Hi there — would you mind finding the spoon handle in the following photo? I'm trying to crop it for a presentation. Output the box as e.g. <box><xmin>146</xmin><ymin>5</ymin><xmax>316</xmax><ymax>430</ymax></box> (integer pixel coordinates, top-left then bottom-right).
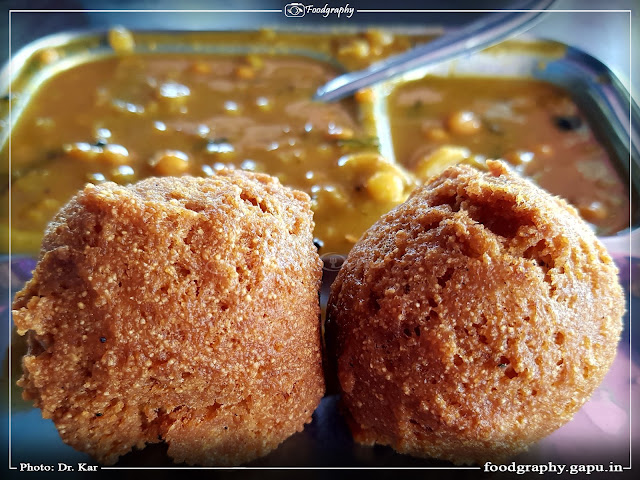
<box><xmin>314</xmin><ymin>0</ymin><xmax>555</xmax><ymax>102</ymax></box>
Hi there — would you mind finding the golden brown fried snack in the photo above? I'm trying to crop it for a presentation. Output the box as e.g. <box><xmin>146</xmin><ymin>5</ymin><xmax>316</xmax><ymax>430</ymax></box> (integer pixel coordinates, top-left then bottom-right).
<box><xmin>13</xmin><ymin>172</ymin><xmax>325</xmax><ymax>465</ymax></box>
<box><xmin>326</xmin><ymin>160</ymin><xmax>624</xmax><ymax>465</ymax></box>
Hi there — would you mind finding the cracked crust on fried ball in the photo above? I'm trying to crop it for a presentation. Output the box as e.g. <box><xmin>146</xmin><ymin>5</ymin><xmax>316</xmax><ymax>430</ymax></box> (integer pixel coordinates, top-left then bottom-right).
<box><xmin>326</xmin><ymin>160</ymin><xmax>624</xmax><ymax>465</ymax></box>
<box><xmin>13</xmin><ymin>171</ymin><xmax>325</xmax><ymax>466</ymax></box>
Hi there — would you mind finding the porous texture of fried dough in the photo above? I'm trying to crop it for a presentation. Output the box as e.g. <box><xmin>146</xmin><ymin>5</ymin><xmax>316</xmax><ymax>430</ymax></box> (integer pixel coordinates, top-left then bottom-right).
<box><xmin>326</xmin><ymin>160</ymin><xmax>624</xmax><ymax>465</ymax></box>
<box><xmin>13</xmin><ymin>172</ymin><xmax>325</xmax><ymax>466</ymax></box>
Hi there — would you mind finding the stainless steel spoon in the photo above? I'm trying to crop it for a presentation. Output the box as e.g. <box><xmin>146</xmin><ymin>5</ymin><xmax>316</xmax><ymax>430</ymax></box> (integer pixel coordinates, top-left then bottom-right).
<box><xmin>314</xmin><ymin>0</ymin><xmax>555</xmax><ymax>102</ymax></box>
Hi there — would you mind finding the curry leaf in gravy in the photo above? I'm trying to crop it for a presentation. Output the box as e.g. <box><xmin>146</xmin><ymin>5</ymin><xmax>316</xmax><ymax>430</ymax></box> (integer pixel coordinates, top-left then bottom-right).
<box><xmin>553</xmin><ymin>115</ymin><xmax>583</xmax><ymax>131</ymax></box>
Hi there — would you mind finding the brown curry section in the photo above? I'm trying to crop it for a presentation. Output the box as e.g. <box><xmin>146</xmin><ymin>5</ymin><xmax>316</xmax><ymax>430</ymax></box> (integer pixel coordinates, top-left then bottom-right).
<box><xmin>0</xmin><ymin>31</ymin><xmax>630</xmax><ymax>255</ymax></box>
<box><xmin>388</xmin><ymin>76</ymin><xmax>629</xmax><ymax>235</ymax></box>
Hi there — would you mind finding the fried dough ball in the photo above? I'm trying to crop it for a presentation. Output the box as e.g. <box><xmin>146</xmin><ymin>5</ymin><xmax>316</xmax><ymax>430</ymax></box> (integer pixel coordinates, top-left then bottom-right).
<box><xmin>326</xmin><ymin>160</ymin><xmax>624</xmax><ymax>465</ymax></box>
<box><xmin>13</xmin><ymin>172</ymin><xmax>325</xmax><ymax>466</ymax></box>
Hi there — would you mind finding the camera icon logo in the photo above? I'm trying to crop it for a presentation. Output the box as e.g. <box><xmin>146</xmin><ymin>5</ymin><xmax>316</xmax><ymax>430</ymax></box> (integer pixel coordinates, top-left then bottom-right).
<box><xmin>285</xmin><ymin>3</ymin><xmax>306</xmax><ymax>17</ymax></box>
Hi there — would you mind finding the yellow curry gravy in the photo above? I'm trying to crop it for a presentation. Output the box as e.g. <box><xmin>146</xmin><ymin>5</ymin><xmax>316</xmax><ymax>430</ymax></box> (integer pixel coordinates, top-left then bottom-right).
<box><xmin>1</xmin><ymin>30</ymin><xmax>630</xmax><ymax>255</ymax></box>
